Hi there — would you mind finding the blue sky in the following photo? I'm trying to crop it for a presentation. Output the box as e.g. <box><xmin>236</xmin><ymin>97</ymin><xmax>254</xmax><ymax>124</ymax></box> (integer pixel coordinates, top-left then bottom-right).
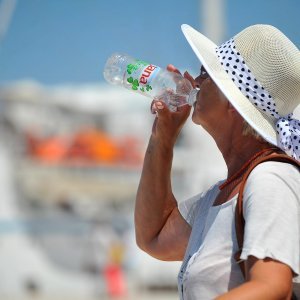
<box><xmin>0</xmin><ymin>0</ymin><xmax>299</xmax><ymax>85</ymax></box>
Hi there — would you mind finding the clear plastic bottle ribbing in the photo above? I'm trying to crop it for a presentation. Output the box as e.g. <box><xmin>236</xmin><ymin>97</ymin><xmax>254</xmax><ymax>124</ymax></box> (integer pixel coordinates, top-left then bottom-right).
<box><xmin>103</xmin><ymin>53</ymin><xmax>199</xmax><ymax>111</ymax></box>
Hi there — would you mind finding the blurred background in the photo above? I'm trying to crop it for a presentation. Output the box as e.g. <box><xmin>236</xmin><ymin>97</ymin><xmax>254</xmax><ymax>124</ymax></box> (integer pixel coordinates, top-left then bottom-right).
<box><xmin>0</xmin><ymin>0</ymin><xmax>299</xmax><ymax>299</ymax></box>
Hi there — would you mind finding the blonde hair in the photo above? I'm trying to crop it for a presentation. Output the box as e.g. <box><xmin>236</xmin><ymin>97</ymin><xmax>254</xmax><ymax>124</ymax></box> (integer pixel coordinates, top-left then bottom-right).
<box><xmin>242</xmin><ymin>120</ymin><xmax>264</xmax><ymax>141</ymax></box>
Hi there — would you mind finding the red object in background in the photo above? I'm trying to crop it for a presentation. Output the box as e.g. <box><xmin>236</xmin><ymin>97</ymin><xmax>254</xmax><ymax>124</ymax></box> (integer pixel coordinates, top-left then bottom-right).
<box><xmin>103</xmin><ymin>263</ymin><xmax>127</xmax><ymax>298</ymax></box>
<box><xmin>24</xmin><ymin>128</ymin><xmax>143</xmax><ymax>166</ymax></box>
<box><xmin>25</xmin><ymin>132</ymin><xmax>68</xmax><ymax>163</ymax></box>
<box><xmin>67</xmin><ymin>129</ymin><xmax>121</xmax><ymax>164</ymax></box>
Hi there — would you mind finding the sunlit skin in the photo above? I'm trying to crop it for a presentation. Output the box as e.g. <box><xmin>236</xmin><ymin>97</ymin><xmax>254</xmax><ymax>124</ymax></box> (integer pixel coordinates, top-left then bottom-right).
<box><xmin>137</xmin><ymin>64</ymin><xmax>293</xmax><ymax>299</ymax></box>
<box><xmin>192</xmin><ymin>67</ymin><xmax>230</xmax><ymax>132</ymax></box>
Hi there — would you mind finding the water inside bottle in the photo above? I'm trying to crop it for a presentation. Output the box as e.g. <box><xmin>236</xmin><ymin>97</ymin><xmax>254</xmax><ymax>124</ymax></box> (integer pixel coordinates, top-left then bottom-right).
<box><xmin>154</xmin><ymin>87</ymin><xmax>199</xmax><ymax>111</ymax></box>
<box><xmin>188</xmin><ymin>88</ymin><xmax>200</xmax><ymax>106</ymax></box>
<box><xmin>103</xmin><ymin>65</ymin><xmax>123</xmax><ymax>85</ymax></box>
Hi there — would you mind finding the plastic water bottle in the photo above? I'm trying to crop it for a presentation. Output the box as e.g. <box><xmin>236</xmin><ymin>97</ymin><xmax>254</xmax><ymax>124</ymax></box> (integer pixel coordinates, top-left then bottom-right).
<box><xmin>103</xmin><ymin>53</ymin><xmax>199</xmax><ymax>111</ymax></box>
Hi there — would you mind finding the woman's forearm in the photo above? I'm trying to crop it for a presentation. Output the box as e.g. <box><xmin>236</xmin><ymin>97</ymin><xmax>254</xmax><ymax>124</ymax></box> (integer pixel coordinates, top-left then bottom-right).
<box><xmin>134</xmin><ymin>134</ymin><xmax>177</xmax><ymax>254</ymax></box>
<box><xmin>215</xmin><ymin>280</ymin><xmax>290</xmax><ymax>300</ymax></box>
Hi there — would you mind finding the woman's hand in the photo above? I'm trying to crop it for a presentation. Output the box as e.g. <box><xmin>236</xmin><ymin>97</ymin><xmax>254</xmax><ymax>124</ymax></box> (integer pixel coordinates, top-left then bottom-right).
<box><xmin>151</xmin><ymin>99</ymin><xmax>190</xmax><ymax>147</ymax></box>
<box><xmin>167</xmin><ymin>64</ymin><xmax>198</xmax><ymax>88</ymax></box>
<box><xmin>150</xmin><ymin>64</ymin><xmax>195</xmax><ymax>147</ymax></box>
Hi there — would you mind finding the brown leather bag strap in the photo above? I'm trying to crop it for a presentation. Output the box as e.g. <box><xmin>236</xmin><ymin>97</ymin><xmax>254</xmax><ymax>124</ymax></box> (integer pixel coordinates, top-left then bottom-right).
<box><xmin>235</xmin><ymin>154</ymin><xmax>300</xmax><ymax>278</ymax></box>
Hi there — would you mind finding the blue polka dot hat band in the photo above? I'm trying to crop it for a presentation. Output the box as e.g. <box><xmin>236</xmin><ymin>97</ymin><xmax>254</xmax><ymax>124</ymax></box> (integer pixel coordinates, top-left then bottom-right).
<box><xmin>215</xmin><ymin>39</ymin><xmax>300</xmax><ymax>160</ymax></box>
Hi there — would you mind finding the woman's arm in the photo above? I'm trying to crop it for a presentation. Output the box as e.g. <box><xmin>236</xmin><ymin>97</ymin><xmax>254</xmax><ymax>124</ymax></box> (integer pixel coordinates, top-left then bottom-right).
<box><xmin>135</xmin><ymin>98</ymin><xmax>192</xmax><ymax>261</ymax></box>
<box><xmin>215</xmin><ymin>256</ymin><xmax>293</xmax><ymax>300</ymax></box>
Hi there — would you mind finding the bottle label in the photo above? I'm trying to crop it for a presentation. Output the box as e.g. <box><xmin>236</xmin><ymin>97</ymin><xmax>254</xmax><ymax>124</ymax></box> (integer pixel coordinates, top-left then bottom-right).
<box><xmin>125</xmin><ymin>60</ymin><xmax>160</xmax><ymax>93</ymax></box>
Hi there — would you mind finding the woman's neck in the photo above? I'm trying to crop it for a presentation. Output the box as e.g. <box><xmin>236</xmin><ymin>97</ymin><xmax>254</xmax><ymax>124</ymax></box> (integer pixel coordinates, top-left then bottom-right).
<box><xmin>217</xmin><ymin>132</ymin><xmax>274</xmax><ymax>179</ymax></box>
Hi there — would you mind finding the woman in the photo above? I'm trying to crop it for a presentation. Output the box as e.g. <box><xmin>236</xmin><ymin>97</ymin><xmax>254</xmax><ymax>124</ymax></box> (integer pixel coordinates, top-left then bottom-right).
<box><xmin>135</xmin><ymin>24</ymin><xmax>300</xmax><ymax>299</ymax></box>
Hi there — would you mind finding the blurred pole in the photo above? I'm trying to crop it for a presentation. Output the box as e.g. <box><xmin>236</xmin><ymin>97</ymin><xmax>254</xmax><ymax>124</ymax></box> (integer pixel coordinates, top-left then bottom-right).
<box><xmin>201</xmin><ymin>0</ymin><xmax>226</xmax><ymax>44</ymax></box>
<box><xmin>0</xmin><ymin>0</ymin><xmax>17</xmax><ymax>45</ymax></box>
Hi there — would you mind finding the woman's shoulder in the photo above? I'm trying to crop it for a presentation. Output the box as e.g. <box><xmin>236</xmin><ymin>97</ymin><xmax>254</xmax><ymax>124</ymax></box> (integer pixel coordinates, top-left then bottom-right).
<box><xmin>249</xmin><ymin>160</ymin><xmax>299</xmax><ymax>179</ymax></box>
<box><xmin>244</xmin><ymin>160</ymin><xmax>300</xmax><ymax>206</ymax></box>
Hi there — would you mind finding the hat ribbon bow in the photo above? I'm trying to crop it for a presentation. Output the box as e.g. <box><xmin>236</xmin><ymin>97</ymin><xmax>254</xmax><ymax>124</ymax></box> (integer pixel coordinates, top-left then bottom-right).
<box><xmin>216</xmin><ymin>39</ymin><xmax>300</xmax><ymax>161</ymax></box>
<box><xmin>276</xmin><ymin>114</ymin><xmax>300</xmax><ymax>160</ymax></box>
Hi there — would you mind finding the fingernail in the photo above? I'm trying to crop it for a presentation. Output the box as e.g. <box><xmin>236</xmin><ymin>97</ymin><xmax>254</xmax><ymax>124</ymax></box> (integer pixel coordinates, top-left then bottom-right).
<box><xmin>156</xmin><ymin>101</ymin><xmax>164</xmax><ymax>109</ymax></box>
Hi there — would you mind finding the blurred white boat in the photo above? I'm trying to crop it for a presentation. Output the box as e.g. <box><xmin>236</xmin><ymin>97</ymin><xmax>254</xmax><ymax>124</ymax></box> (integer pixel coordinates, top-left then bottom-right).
<box><xmin>0</xmin><ymin>81</ymin><xmax>227</xmax><ymax>299</ymax></box>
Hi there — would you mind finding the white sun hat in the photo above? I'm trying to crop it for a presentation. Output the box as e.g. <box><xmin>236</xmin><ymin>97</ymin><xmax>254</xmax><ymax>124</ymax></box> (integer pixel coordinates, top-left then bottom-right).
<box><xmin>181</xmin><ymin>24</ymin><xmax>300</xmax><ymax>161</ymax></box>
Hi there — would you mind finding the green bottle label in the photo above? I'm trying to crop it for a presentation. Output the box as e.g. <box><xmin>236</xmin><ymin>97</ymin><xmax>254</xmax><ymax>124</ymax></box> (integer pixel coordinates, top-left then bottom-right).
<box><xmin>125</xmin><ymin>59</ymin><xmax>160</xmax><ymax>93</ymax></box>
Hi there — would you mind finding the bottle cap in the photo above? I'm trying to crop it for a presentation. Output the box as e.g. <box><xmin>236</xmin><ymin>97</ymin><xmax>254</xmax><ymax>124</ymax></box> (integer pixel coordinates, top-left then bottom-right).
<box><xmin>103</xmin><ymin>53</ymin><xmax>127</xmax><ymax>85</ymax></box>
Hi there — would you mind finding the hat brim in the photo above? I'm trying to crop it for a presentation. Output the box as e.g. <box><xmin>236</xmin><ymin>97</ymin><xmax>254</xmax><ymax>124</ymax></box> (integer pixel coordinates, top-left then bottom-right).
<box><xmin>181</xmin><ymin>24</ymin><xmax>277</xmax><ymax>145</ymax></box>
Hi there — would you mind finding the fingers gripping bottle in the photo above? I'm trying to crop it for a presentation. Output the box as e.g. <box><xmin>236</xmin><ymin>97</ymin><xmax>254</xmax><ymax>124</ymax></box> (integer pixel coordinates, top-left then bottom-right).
<box><xmin>103</xmin><ymin>53</ymin><xmax>199</xmax><ymax>111</ymax></box>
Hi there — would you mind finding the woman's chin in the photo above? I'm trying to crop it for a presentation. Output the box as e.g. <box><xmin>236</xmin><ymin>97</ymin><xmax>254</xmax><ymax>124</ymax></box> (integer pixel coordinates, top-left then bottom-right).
<box><xmin>192</xmin><ymin>105</ymin><xmax>201</xmax><ymax>122</ymax></box>
<box><xmin>191</xmin><ymin>113</ymin><xmax>201</xmax><ymax>125</ymax></box>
